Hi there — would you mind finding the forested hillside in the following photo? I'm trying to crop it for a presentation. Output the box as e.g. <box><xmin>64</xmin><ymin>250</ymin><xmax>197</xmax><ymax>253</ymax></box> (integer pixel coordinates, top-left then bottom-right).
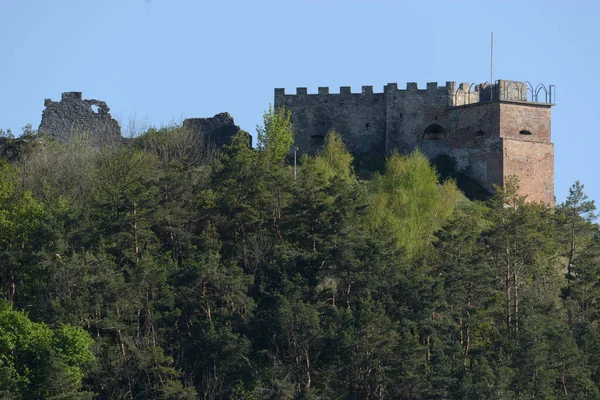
<box><xmin>1</xmin><ymin>110</ymin><xmax>599</xmax><ymax>399</ymax></box>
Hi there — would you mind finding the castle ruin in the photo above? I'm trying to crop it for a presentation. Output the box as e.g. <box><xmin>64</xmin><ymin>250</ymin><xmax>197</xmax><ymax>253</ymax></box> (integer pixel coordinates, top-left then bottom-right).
<box><xmin>275</xmin><ymin>80</ymin><xmax>555</xmax><ymax>204</ymax></box>
<box><xmin>38</xmin><ymin>92</ymin><xmax>247</xmax><ymax>149</ymax></box>
<box><xmin>183</xmin><ymin>113</ymin><xmax>248</xmax><ymax>148</ymax></box>
<box><xmin>39</xmin><ymin>92</ymin><xmax>122</xmax><ymax>147</ymax></box>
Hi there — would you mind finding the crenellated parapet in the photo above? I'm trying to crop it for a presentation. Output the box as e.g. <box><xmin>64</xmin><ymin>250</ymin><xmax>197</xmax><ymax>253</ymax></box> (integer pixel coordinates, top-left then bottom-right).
<box><xmin>275</xmin><ymin>81</ymin><xmax>457</xmax><ymax>98</ymax></box>
<box><xmin>276</xmin><ymin>80</ymin><xmax>555</xmax><ymax>109</ymax></box>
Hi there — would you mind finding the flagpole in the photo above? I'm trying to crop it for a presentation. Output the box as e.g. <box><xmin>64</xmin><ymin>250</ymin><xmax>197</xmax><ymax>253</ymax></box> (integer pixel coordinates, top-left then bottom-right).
<box><xmin>490</xmin><ymin>31</ymin><xmax>494</xmax><ymax>84</ymax></box>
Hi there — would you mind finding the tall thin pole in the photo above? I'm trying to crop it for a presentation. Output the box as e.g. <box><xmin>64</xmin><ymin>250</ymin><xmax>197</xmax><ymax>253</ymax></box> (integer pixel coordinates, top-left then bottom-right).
<box><xmin>294</xmin><ymin>147</ymin><xmax>298</xmax><ymax>178</ymax></box>
<box><xmin>490</xmin><ymin>31</ymin><xmax>494</xmax><ymax>84</ymax></box>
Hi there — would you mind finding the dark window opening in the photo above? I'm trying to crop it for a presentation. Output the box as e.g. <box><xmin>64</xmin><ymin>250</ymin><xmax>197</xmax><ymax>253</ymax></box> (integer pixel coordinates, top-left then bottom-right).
<box><xmin>474</xmin><ymin>130</ymin><xmax>485</xmax><ymax>136</ymax></box>
<box><xmin>365</xmin><ymin>123</ymin><xmax>370</xmax><ymax>129</ymax></box>
<box><xmin>519</xmin><ymin>130</ymin><xmax>532</xmax><ymax>135</ymax></box>
<box><xmin>435</xmin><ymin>116</ymin><xmax>438</xmax><ymax>120</ymax></box>
<box><xmin>311</xmin><ymin>135</ymin><xmax>325</xmax><ymax>146</ymax></box>
<box><xmin>423</xmin><ymin>124</ymin><xmax>446</xmax><ymax>140</ymax></box>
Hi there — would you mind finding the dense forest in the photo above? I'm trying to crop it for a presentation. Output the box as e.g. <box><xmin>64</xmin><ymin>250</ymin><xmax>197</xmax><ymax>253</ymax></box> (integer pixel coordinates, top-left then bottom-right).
<box><xmin>0</xmin><ymin>109</ymin><xmax>599</xmax><ymax>399</ymax></box>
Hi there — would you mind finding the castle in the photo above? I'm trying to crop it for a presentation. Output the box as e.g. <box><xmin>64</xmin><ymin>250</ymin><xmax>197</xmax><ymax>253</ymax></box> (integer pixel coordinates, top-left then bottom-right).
<box><xmin>33</xmin><ymin>81</ymin><xmax>555</xmax><ymax>205</ymax></box>
<box><xmin>275</xmin><ymin>80</ymin><xmax>555</xmax><ymax>204</ymax></box>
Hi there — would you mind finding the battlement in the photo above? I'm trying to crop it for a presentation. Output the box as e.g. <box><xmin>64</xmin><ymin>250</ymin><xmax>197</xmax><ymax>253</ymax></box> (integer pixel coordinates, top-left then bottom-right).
<box><xmin>275</xmin><ymin>81</ymin><xmax>457</xmax><ymax>97</ymax></box>
<box><xmin>275</xmin><ymin>80</ymin><xmax>555</xmax><ymax>107</ymax></box>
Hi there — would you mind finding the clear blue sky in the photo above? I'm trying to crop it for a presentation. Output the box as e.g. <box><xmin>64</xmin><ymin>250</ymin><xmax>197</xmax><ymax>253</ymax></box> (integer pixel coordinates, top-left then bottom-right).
<box><xmin>1</xmin><ymin>1</ymin><xmax>598</xmax><ymax>205</ymax></box>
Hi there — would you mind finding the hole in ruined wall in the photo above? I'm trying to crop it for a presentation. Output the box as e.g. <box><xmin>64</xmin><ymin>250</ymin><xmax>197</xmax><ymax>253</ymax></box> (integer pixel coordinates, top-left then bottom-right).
<box><xmin>365</xmin><ymin>123</ymin><xmax>370</xmax><ymax>129</ymax></box>
<box><xmin>519</xmin><ymin>130</ymin><xmax>532</xmax><ymax>135</ymax></box>
<box><xmin>311</xmin><ymin>135</ymin><xmax>325</xmax><ymax>146</ymax></box>
<box><xmin>474</xmin><ymin>130</ymin><xmax>485</xmax><ymax>136</ymax></box>
<box><xmin>91</xmin><ymin>104</ymin><xmax>100</xmax><ymax>113</ymax></box>
<box><xmin>423</xmin><ymin>124</ymin><xmax>446</xmax><ymax>140</ymax></box>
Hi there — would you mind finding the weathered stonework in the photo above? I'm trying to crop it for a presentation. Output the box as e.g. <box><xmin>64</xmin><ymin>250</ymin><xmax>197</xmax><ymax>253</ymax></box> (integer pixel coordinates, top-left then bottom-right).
<box><xmin>275</xmin><ymin>80</ymin><xmax>555</xmax><ymax>204</ymax></box>
<box><xmin>38</xmin><ymin>92</ymin><xmax>122</xmax><ymax>147</ymax></box>
<box><xmin>183</xmin><ymin>113</ymin><xmax>249</xmax><ymax>147</ymax></box>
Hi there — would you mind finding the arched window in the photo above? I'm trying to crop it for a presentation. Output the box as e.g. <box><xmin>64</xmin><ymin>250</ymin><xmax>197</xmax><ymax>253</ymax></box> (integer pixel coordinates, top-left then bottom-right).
<box><xmin>519</xmin><ymin>130</ymin><xmax>532</xmax><ymax>135</ymax></box>
<box><xmin>423</xmin><ymin>124</ymin><xmax>446</xmax><ymax>140</ymax></box>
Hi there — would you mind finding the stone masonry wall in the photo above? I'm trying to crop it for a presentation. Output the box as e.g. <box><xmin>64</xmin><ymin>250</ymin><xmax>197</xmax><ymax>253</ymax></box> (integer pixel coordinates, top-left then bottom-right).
<box><xmin>500</xmin><ymin>103</ymin><xmax>554</xmax><ymax>205</ymax></box>
<box><xmin>503</xmin><ymin>139</ymin><xmax>554</xmax><ymax>205</ymax></box>
<box><xmin>38</xmin><ymin>92</ymin><xmax>122</xmax><ymax>147</ymax></box>
<box><xmin>275</xmin><ymin>80</ymin><xmax>554</xmax><ymax>202</ymax></box>
<box><xmin>499</xmin><ymin>103</ymin><xmax>551</xmax><ymax>142</ymax></box>
<box><xmin>182</xmin><ymin>112</ymin><xmax>248</xmax><ymax>148</ymax></box>
<box><xmin>275</xmin><ymin>87</ymin><xmax>386</xmax><ymax>156</ymax></box>
<box><xmin>383</xmin><ymin>82</ymin><xmax>453</xmax><ymax>154</ymax></box>
<box><xmin>442</xmin><ymin>102</ymin><xmax>503</xmax><ymax>191</ymax></box>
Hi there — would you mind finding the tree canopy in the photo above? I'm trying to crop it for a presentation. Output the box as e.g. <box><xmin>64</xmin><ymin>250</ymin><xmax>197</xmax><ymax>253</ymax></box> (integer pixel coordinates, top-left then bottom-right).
<box><xmin>0</xmin><ymin>122</ymin><xmax>599</xmax><ymax>399</ymax></box>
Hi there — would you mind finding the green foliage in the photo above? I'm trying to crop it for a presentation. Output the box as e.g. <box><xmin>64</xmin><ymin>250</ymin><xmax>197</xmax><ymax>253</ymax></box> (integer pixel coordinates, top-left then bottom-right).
<box><xmin>0</xmin><ymin>301</ymin><xmax>94</xmax><ymax>399</ymax></box>
<box><xmin>257</xmin><ymin>105</ymin><xmax>294</xmax><ymax>164</ymax></box>
<box><xmin>317</xmin><ymin>130</ymin><xmax>354</xmax><ymax>181</ymax></box>
<box><xmin>2</xmin><ymin>112</ymin><xmax>600</xmax><ymax>398</ymax></box>
<box><xmin>368</xmin><ymin>151</ymin><xmax>462</xmax><ymax>260</ymax></box>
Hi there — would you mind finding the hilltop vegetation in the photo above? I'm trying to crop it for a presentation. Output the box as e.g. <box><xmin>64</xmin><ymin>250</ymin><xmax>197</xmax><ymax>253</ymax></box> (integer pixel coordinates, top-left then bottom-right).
<box><xmin>1</xmin><ymin>110</ymin><xmax>600</xmax><ymax>399</ymax></box>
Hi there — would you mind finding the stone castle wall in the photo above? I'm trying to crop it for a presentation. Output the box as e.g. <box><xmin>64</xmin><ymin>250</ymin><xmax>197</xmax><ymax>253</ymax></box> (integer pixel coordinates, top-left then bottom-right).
<box><xmin>275</xmin><ymin>87</ymin><xmax>387</xmax><ymax>156</ymax></box>
<box><xmin>275</xmin><ymin>80</ymin><xmax>555</xmax><ymax>204</ymax></box>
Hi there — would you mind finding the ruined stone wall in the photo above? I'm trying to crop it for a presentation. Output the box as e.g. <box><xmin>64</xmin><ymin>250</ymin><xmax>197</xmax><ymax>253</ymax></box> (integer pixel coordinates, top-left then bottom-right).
<box><xmin>38</xmin><ymin>92</ymin><xmax>122</xmax><ymax>147</ymax></box>
<box><xmin>182</xmin><ymin>112</ymin><xmax>248</xmax><ymax>147</ymax></box>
